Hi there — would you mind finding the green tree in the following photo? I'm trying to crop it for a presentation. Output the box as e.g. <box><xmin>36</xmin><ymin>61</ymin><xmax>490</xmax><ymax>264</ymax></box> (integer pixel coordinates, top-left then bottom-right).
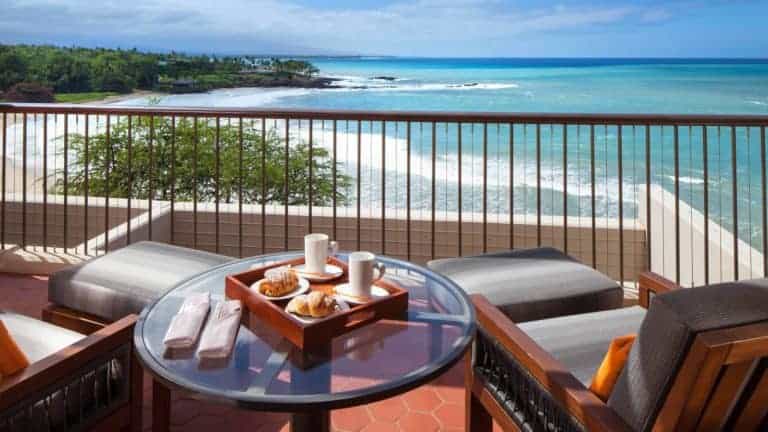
<box><xmin>0</xmin><ymin>47</ymin><xmax>27</xmax><ymax>91</ymax></box>
<box><xmin>58</xmin><ymin>117</ymin><xmax>351</xmax><ymax>206</ymax></box>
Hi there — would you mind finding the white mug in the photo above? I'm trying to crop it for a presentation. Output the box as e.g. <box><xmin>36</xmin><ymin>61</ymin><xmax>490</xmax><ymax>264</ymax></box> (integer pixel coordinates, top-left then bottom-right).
<box><xmin>304</xmin><ymin>233</ymin><xmax>338</xmax><ymax>274</ymax></box>
<box><xmin>348</xmin><ymin>251</ymin><xmax>386</xmax><ymax>298</ymax></box>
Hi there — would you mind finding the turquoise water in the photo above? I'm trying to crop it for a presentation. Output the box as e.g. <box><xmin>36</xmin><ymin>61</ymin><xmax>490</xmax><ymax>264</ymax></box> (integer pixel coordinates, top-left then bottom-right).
<box><xmin>115</xmin><ymin>58</ymin><xmax>768</xmax><ymax>250</ymax></box>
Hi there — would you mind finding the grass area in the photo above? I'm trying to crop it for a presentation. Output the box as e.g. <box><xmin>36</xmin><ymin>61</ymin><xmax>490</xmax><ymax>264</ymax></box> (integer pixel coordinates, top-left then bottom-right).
<box><xmin>54</xmin><ymin>92</ymin><xmax>119</xmax><ymax>103</ymax></box>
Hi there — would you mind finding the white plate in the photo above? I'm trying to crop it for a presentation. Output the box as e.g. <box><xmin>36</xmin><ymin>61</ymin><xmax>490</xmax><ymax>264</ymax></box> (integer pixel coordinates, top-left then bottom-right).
<box><xmin>334</xmin><ymin>283</ymin><xmax>390</xmax><ymax>305</ymax></box>
<box><xmin>251</xmin><ymin>277</ymin><xmax>310</xmax><ymax>301</ymax></box>
<box><xmin>294</xmin><ymin>263</ymin><xmax>344</xmax><ymax>282</ymax></box>
<box><xmin>289</xmin><ymin>297</ymin><xmax>350</xmax><ymax>324</ymax></box>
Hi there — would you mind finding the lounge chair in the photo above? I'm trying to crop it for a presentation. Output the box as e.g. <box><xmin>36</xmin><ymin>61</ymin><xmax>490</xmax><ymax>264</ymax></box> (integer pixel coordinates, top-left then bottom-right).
<box><xmin>45</xmin><ymin>241</ymin><xmax>233</xmax><ymax>333</ymax></box>
<box><xmin>0</xmin><ymin>312</ymin><xmax>141</xmax><ymax>431</ymax></box>
<box><xmin>428</xmin><ymin>247</ymin><xmax>623</xmax><ymax>323</ymax></box>
<box><xmin>466</xmin><ymin>272</ymin><xmax>768</xmax><ymax>431</ymax></box>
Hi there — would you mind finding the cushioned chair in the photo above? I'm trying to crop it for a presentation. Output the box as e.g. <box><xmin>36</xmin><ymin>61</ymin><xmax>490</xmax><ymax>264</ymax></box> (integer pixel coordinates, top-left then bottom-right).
<box><xmin>0</xmin><ymin>311</ymin><xmax>141</xmax><ymax>431</ymax></box>
<box><xmin>467</xmin><ymin>272</ymin><xmax>768</xmax><ymax>432</ymax></box>
<box><xmin>45</xmin><ymin>241</ymin><xmax>234</xmax><ymax>333</ymax></box>
<box><xmin>428</xmin><ymin>247</ymin><xmax>623</xmax><ymax>323</ymax></box>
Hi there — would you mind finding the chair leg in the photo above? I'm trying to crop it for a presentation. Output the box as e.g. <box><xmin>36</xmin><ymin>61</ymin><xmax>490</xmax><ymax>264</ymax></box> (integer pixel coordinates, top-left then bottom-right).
<box><xmin>465</xmin><ymin>351</ymin><xmax>493</xmax><ymax>432</ymax></box>
<box><xmin>128</xmin><ymin>349</ymin><xmax>144</xmax><ymax>432</ymax></box>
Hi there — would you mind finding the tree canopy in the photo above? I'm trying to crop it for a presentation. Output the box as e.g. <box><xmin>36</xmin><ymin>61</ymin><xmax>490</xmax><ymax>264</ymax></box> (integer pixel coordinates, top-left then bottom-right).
<box><xmin>0</xmin><ymin>44</ymin><xmax>322</xmax><ymax>96</ymax></box>
<box><xmin>58</xmin><ymin>117</ymin><xmax>351</xmax><ymax>207</ymax></box>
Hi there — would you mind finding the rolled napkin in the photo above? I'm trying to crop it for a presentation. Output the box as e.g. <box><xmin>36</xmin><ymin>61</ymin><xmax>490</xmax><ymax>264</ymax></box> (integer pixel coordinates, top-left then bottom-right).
<box><xmin>163</xmin><ymin>292</ymin><xmax>210</xmax><ymax>349</ymax></box>
<box><xmin>197</xmin><ymin>300</ymin><xmax>243</xmax><ymax>360</ymax></box>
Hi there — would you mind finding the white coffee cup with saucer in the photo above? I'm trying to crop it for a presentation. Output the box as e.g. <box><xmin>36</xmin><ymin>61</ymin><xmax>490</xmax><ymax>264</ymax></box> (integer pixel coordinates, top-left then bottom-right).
<box><xmin>335</xmin><ymin>251</ymin><xmax>388</xmax><ymax>304</ymax></box>
<box><xmin>296</xmin><ymin>233</ymin><xmax>343</xmax><ymax>282</ymax></box>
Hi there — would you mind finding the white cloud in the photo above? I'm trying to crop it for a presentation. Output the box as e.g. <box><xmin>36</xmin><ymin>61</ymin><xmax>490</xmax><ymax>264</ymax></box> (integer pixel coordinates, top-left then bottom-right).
<box><xmin>0</xmin><ymin>0</ymin><xmax>673</xmax><ymax>55</ymax></box>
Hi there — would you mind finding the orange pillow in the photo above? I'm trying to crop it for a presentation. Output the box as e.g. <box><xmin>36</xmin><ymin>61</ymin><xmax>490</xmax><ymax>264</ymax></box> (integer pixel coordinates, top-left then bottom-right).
<box><xmin>589</xmin><ymin>334</ymin><xmax>636</xmax><ymax>401</ymax></box>
<box><xmin>0</xmin><ymin>320</ymin><xmax>30</xmax><ymax>377</ymax></box>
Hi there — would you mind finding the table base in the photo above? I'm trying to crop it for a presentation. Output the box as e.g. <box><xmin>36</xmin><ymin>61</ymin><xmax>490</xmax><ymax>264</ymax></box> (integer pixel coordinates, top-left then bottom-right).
<box><xmin>291</xmin><ymin>411</ymin><xmax>330</xmax><ymax>432</ymax></box>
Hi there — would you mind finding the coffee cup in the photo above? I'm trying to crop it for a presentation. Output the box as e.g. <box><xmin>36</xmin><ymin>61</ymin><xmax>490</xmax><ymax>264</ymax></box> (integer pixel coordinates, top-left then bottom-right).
<box><xmin>348</xmin><ymin>251</ymin><xmax>385</xmax><ymax>298</ymax></box>
<box><xmin>304</xmin><ymin>233</ymin><xmax>338</xmax><ymax>274</ymax></box>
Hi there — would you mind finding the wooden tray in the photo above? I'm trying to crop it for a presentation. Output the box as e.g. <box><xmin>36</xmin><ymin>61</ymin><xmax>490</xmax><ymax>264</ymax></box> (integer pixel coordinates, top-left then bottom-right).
<box><xmin>225</xmin><ymin>256</ymin><xmax>409</xmax><ymax>351</ymax></box>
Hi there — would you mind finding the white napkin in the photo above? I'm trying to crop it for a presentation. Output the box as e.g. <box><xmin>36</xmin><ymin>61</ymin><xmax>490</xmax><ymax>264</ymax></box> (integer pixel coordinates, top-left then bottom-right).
<box><xmin>163</xmin><ymin>292</ymin><xmax>210</xmax><ymax>349</ymax></box>
<box><xmin>197</xmin><ymin>300</ymin><xmax>243</xmax><ymax>360</ymax></box>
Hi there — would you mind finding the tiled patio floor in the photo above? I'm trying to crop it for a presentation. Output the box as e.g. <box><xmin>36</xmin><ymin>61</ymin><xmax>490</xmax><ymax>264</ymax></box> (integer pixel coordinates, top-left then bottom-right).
<box><xmin>0</xmin><ymin>272</ymin><xmax>499</xmax><ymax>432</ymax></box>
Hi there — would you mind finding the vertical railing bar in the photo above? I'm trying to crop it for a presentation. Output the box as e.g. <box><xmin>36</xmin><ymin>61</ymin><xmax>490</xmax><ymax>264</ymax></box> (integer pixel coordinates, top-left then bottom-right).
<box><xmin>381</xmin><ymin>121</ymin><xmax>386</xmax><ymax>255</ymax></box>
<box><xmin>261</xmin><ymin>118</ymin><xmax>266</xmax><ymax>254</ymax></box>
<box><xmin>645</xmin><ymin>124</ymin><xmax>651</xmax><ymax>272</ymax></box>
<box><xmin>509</xmin><ymin>123</ymin><xmax>514</xmax><ymax>250</ymax></box>
<box><xmin>458</xmin><ymin>122</ymin><xmax>463</xmax><ymax>257</ymax></box>
<box><xmin>192</xmin><ymin>117</ymin><xmax>198</xmax><ymax>249</ymax></box>
<box><xmin>22</xmin><ymin>113</ymin><xmax>27</xmax><ymax>250</ymax></box>
<box><xmin>618</xmin><ymin>124</ymin><xmax>624</xmax><ymax>288</ymax></box>
<box><xmin>332</xmin><ymin>119</ymin><xmax>337</xmax><ymax>241</ymax></box>
<box><xmin>148</xmin><ymin>115</ymin><xmax>154</xmax><ymax>242</ymax></box>
<box><xmin>563</xmin><ymin>124</ymin><xmax>568</xmax><ymax>253</ymax></box>
<box><xmin>64</xmin><ymin>114</ymin><xmax>70</xmax><ymax>252</ymax></box>
<box><xmin>703</xmin><ymin>125</ymin><xmax>710</xmax><ymax>285</ymax></box>
<box><xmin>43</xmin><ymin>113</ymin><xmax>48</xmax><ymax>251</ymax></box>
<box><xmin>406</xmin><ymin>121</ymin><xmax>412</xmax><ymax>261</ymax></box>
<box><xmin>308</xmin><ymin>119</ymin><xmax>314</xmax><ymax>234</ymax></box>
<box><xmin>590</xmin><ymin>124</ymin><xmax>596</xmax><ymax>268</ymax></box>
<box><xmin>536</xmin><ymin>123</ymin><xmax>542</xmax><ymax>246</ymax></box>
<box><xmin>170</xmin><ymin>116</ymin><xmax>176</xmax><ymax>245</ymax></box>
<box><xmin>762</xmin><ymin>125</ymin><xmax>767</xmax><ymax>277</ymax></box>
<box><xmin>238</xmin><ymin>118</ymin><xmax>243</xmax><ymax>258</ymax></box>
<box><xmin>482</xmin><ymin>122</ymin><xmax>488</xmax><ymax>253</ymax></box>
<box><xmin>125</xmin><ymin>116</ymin><xmax>130</xmax><ymax>245</ymax></box>
<box><xmin>732</xmin><ymin>126</ymin><xmax>739</xmax><ymax>280</ymax></box>
<box><xmin>674</xmin><ymin>125</ymin><xmax>680</xmax><ymax>284</ymax></box>
<box><xmin>431</xmin><ymin>121</ymin><xmax>437</xmax><ymax>259</ymax></box>
<box><xmin>356</xmin><ymin>120</ymin><xmax>362</xmax><ymax>251</ymax></box>
<box><xmin>284</xmin><ymin>119</ymin><xmax>290</xmax><ymax>251</ymax></box>
<box><xmin>104</xmin><ymin>114</ymin><xmax>110</xmax><ymax>252</ymax></box>
<box><xmin>83</xmin><ymin>114</ymin><xmax>88</xmax><ymax>254</ymax></box>
<box><xmin>214</xmin><ymin>117</ymin><xmax>220</xmax><ymax>253</ymax></box>
<box><xmin>1</xmin><ymin>113</ymin><xmax>5</xmax><ymax>249</ymax></box>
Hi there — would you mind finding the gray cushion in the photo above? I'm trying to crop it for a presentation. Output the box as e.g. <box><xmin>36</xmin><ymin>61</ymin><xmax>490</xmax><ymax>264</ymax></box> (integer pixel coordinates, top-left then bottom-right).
<box><xmin>608</xmin><ymin>280</ymin><xmax>768</xmax><ymax>432</ymax></box>
<box><xmin>0</xmin><ymin>310</ymin><xmax>84</xmax><ymax>363</ymax></box>
<box><xmin>520</xmin><ymin>306</ymin><xmax>646</xmax><ymax>385</ymax></box>
<box><xmin>428</xmin><ymin>247</ymin><xmax>623</xmax><ymax>322</ymax></box>
<box><xmin>49</xmin><ymin>241</ymin><xmax>234</xmax><ymax>321</ymax></box>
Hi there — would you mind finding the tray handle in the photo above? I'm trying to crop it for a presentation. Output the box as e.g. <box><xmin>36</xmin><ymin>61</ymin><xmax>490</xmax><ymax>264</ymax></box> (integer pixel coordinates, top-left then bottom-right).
<box><xmin>342</xmin><ymin>309</ymin><xmax>378</xmax><ymax>332</ymax></box>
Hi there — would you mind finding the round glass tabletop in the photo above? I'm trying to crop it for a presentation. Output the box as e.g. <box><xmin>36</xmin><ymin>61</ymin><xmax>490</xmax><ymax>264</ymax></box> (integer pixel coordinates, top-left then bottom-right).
<box><xmin>134</xmin><ymin>252</ymin><xmax>475</xmax><ymax>411</ymax></box>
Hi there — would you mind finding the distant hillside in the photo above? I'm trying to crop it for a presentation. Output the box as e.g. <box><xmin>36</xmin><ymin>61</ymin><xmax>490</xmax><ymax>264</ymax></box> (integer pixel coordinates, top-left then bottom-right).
<box><xmin>0</xmin><ymin>44</ymin><xmax>333</xmax><ymax>101</ymax></box>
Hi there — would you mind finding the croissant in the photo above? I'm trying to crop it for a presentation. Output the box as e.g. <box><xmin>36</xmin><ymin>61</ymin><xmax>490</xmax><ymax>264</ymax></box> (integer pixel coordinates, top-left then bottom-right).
<box><xmin>259</xmin><ymin>266</ymin><xmax>299</xmax><ymax>297</ymax></box>
<box><xmin>286</xmin><ymin>291</ymin><xmax>338</xmax><ymax>318</ymax></box>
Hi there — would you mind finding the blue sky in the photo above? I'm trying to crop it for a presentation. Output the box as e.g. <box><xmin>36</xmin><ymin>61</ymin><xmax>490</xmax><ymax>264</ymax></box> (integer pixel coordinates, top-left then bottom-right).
<box><xmin>1</xmin><ymin>0</ymin><xmax>767</xmax><ymax>57</ymax></box>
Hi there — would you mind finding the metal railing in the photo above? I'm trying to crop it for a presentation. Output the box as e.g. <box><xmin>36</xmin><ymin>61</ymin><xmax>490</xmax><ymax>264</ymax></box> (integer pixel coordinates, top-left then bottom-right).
<box><xmin>2</xmin><ymin>103</ymin><xmax>768</xmax><ymax>288</ymax></box>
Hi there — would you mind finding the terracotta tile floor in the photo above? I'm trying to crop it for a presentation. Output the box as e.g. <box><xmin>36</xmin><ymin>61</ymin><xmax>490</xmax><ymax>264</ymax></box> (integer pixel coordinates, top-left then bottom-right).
<box><xmin>0</xmin><ymin>272</ymin><xmax>502</xmax><ymax>431</ymax></box>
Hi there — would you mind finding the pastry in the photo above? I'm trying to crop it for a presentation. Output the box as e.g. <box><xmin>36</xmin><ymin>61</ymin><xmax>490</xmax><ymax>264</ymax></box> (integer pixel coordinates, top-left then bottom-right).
<box><xmin>286</xmin><ymin>291</ymin><xmax>339</xmax><ymax>318</ymax></box>
<box><xmin>258</xmin><ymin>266</ymin><xmax>299</xmax><ymax>297</ymax></box>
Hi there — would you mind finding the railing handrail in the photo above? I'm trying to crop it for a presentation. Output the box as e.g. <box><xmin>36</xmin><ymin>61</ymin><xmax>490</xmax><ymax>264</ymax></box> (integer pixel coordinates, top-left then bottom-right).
<box><xmin>2</xmin><ymin>103</ymin><xmax>768</xmax><ymax>126</ymax></box>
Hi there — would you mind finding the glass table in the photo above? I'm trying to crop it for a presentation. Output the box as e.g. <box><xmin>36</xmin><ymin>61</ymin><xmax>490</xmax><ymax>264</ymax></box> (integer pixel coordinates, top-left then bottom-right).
<box><xmin>134</xmin><ymin>252</ymin><xmax>475</xmax><ymax>432</ymax></box>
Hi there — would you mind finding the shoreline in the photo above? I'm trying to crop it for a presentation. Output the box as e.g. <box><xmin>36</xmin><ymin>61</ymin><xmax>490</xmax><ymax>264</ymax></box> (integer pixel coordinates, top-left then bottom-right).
<box><xmin>91</xmin><ymin>90</ymin><xmax>165</xmax><ymax>105</ymax></box>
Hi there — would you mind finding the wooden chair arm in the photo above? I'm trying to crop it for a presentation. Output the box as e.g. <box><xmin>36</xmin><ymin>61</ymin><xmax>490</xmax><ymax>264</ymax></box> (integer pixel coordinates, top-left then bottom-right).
<box><xmin>471</xmin><ymin>295</ymin><xmax>632</xmax><ymax>432</ymax></box>
<box><xmin>0</xmin><ymin>314</ymin><xmax>138</xmax><ymax>411</ymax></box>
<box><xmin>638</xmin><ymin>272</ymin><xmax>680</xmax><ymax>308</ymax></box>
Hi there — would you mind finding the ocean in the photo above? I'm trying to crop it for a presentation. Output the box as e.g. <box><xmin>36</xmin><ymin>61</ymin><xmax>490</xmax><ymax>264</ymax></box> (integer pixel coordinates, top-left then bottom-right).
<box><xmin>118</xmin><ymin>57</ymin><xmax>768</xmax><ymax>114</ymax></box>
<box><xmin>8</xmin><ymin>58</ymin><xmax>768</xmax><ymax>248</ymax></box>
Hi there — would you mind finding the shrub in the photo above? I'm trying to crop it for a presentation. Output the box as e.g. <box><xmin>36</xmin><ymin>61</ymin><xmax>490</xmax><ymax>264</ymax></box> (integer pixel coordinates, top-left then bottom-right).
<box><xmin>3</xmin><ymin>82</ymin><xmax>55</xmax><ymax>102</ymax></box>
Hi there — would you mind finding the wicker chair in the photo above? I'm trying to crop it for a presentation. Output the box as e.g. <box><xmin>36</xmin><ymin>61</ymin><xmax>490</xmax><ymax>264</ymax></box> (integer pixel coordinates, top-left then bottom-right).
<box><xmin>467</xmin><ymin>272</ymin><xmax>768</xmax><ymax>432</ymax></box>
<box><xmin>0</xmin><ymin>314</ymin><xmax>142</xmax><ymax>432</ymax></box>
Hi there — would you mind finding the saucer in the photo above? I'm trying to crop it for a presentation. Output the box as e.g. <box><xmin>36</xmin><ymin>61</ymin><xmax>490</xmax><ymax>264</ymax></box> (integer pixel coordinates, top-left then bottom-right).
<box><xmin>295</xmin><ymin>263</ymin><xmax>344</xmax><ymax>282</ymax></box>
<box><xmin>289</xmin><ymin>297</ymin><xmax>350</xmax><ymax>324</ymax></box>
<box><xmin>334</xmin><ymin>283</ymin><xmax>390</xmax><ymax>304</ymax></box>
<box><xmin>251</xmin><ymin>277</ymin><xmax>310</xmax><ymax>301</ymax></box>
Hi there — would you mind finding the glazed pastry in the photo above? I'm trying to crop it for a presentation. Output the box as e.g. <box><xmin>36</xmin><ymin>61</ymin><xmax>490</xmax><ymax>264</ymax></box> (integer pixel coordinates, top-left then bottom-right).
<box><xmin>258</xmin><ymin>266</ymin><xmax>299</xmax><ymax>297</ymax></box>
<box><xmin>286</xmin><ymin>291</ymin><xmax>338</xmax><ymax>318</ymax></box>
